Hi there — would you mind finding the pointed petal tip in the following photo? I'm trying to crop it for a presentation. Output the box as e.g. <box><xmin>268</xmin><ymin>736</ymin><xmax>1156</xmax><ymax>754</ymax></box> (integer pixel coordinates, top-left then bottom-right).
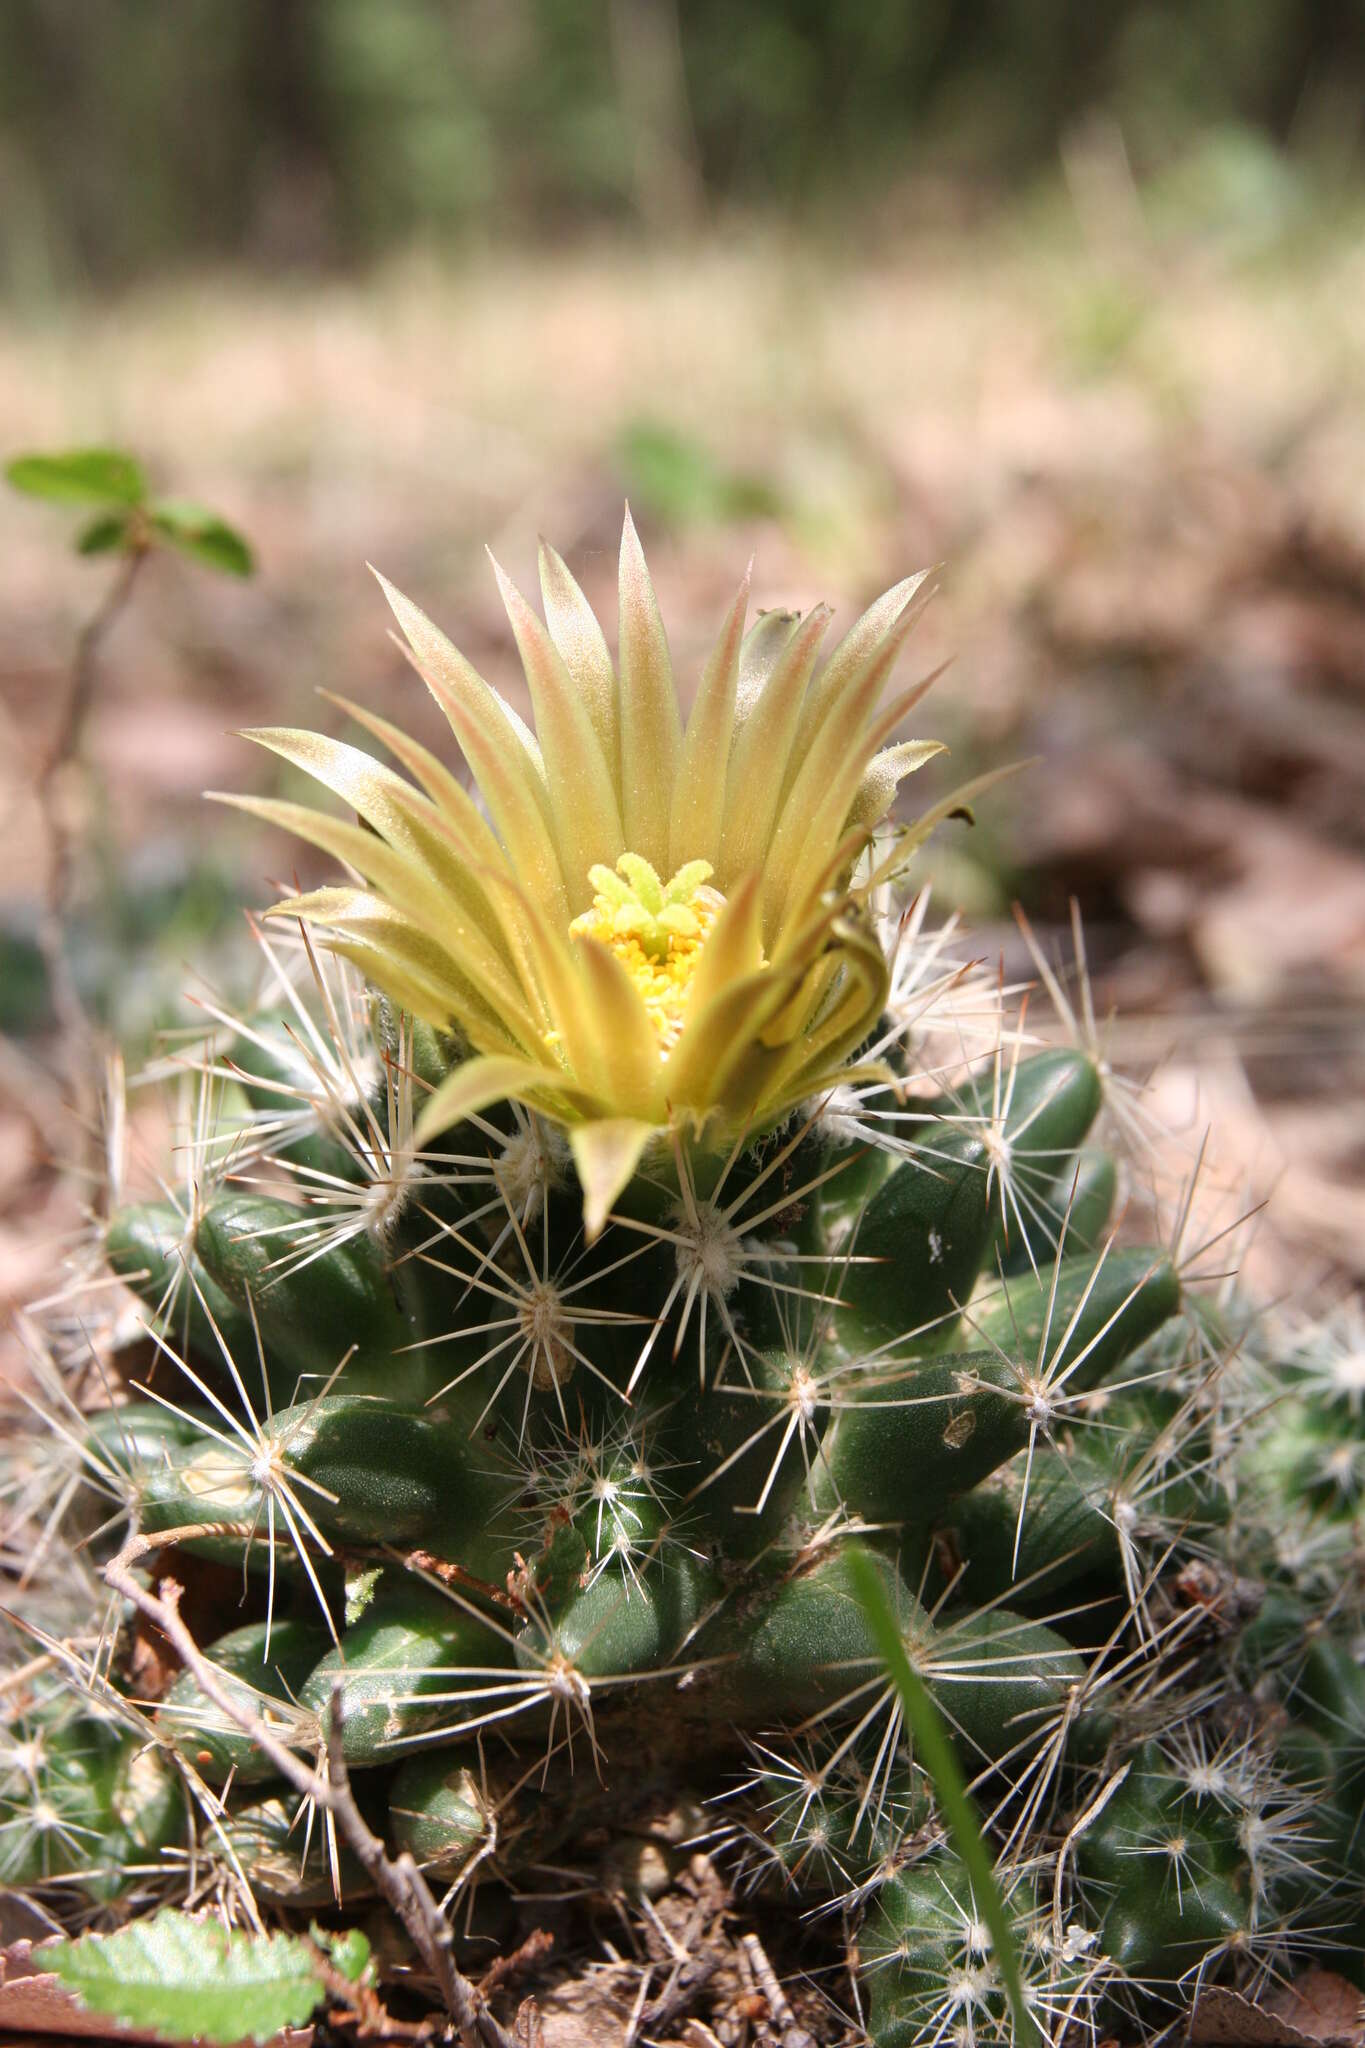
<box><xmin>486</xmin><ymin>547</ymin><xmax>520</xmax><ymax>610</ymax></box>
<box><xmin>569</xmin><ymin>1118</ymin><xmax>655</xmax><ymax>1240</ymax></box>
<box><xmin>619</xmin><ymin>501</ymin><xmax>652</xmax><ymax>579</ymax></box>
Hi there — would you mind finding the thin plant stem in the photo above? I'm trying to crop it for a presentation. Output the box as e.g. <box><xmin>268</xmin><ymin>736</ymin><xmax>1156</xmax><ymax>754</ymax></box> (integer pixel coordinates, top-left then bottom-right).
<box><xmin>36</xmin><ymin>544</ymin><xmax>146</xmax><ymax>1167</ymax></box>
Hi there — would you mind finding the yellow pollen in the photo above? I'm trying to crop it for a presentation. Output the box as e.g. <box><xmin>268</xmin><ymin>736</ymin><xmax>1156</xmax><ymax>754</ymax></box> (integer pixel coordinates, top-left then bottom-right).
<box><xmin>567</xmin><ymin>854</ymin><xmax>725</xmax><ymax>1055</ymax></box>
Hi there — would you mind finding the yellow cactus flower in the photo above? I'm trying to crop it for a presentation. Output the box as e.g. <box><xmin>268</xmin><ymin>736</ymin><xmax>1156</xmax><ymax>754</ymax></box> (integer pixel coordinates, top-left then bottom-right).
<box><xmin>219</xmin><ymin>510</ymin><xmax>958</xmax><ymax>1231</ymax></box>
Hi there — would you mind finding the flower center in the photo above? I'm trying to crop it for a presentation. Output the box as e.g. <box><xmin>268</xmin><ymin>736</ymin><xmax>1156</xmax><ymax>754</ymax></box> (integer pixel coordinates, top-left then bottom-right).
<box><xmin>570</xmin><ymin>853</ymin><xmax>724</xmax><ymax>1053</ymax></box>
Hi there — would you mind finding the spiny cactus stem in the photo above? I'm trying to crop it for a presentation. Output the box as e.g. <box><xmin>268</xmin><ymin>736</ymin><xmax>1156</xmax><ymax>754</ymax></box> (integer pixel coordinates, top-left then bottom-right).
<box><xmin>102</xmin><ymin>1522</ymin><xmax>517</xmax><ymax>2048</ymax></box>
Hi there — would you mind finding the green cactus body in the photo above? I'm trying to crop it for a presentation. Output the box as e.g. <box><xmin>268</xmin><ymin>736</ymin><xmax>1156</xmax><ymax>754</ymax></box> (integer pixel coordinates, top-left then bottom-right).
<box><xmin>388</xmin><ymin>1750</ymin><xmax>496</xmax><ymax>1878</ymax></box>
<box><xmin>298</xmin><ymin>1575</ymin><xmax>515</xmax><ymax>1765</ymax></box>
<box><xmin>862</xmin><ymin>1856</ymin><xmax>1090</xmax><ymax>2048</ymax></box>
<box><xmin>158</xmin><ymin>1616</ymin><xmax>331</xmax><ymax>1784</ymax></box>
<box><xmin>224</xmin><ymin>1793</ymin><xmax>371</xmax><ymax>1906</ymax></box>
<box><xmin>0</xmin><ymin>1708</ymin><xmax>181</xmax><ymax>1900</ymax></box>
<box><xmin>1077</xmin><ymin>1743</ymin><xmax>1251</xmax><ymax>1978</ymax></box>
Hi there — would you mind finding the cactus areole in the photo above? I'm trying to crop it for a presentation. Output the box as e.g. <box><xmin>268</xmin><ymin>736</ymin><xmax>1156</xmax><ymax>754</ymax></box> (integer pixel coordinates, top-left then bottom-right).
<box><xmin>8</xmin><ymin>515</ymin><xmax>1362</xmax><ymax>2045</ymax></box>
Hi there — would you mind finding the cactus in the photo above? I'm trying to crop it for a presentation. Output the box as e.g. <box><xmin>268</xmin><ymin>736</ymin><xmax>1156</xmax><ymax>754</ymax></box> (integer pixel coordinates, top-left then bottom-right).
<box><xmin>5</xmin><ymin>516</ymin><xmax>1363</xmax><ymax>2044</ymax></box>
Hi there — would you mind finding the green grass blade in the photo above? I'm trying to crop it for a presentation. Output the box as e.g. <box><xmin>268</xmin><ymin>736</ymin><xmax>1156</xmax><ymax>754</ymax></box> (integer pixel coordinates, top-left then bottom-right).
<box><xmin>846</xmin><ymin>1545</ymin><xmax>1039</xmax><ymax>2045</ymax></box>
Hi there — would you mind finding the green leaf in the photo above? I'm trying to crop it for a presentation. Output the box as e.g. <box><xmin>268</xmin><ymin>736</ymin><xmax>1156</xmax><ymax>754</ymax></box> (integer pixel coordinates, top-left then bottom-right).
<box><xmin>46</xmin><ymin>1910</ymin><xmax>325</xmax><ymax>2045</ymax></box>
<box><xmin>845</xmin><ymin>1547</ymin><xmax>1040</xmax><ymax>2047</ymax></box>
<box><xmin>150</xmin><ymin>499</ymin><xmax>255</xmax><ymax>577</ymax></box>
<box><xmin>313</xmin><ymin>1924</ymin><xmax>371</xmax><ymax>1984</ymax></box>
<box><xmin>76</xmin><ymin>510</ymin><xmax>135</xmax><ymax>556</ymax></box>
<box><xmin>6</xmin><ymin>447</ymin><xmax>147</xmax><ymax>506</ymax></box>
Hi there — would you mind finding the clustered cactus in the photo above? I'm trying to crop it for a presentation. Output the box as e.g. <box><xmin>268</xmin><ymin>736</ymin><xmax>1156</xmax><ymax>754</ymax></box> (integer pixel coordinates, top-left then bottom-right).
<box><xmin>4</xmin><ymin>519</ymin><xmax>1362</xmax><ymax>2044</ymax></box>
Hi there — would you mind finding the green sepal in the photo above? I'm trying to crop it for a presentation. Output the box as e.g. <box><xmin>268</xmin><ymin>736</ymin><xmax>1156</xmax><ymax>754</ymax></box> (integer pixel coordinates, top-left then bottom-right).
<box><xmin>224</xmin><ymin>1796</ymin><xmax>371</xmax><ymax>1906</ymax></box>
<box><xmin>1099</xmin><ymin>1881</ymin><xmax>1247</xmax><ymax>1980</ymax></box>
<box><xmin>942</xmin><ymin>1046</ymin><xmax>1102</xmax><ymax>1243</ymax></box>
<box><xmin>0</xmin><ymin>1715</ymin><xmax>182</xmax><ymax>1903</ymax></box>
<box><xmin>517</xmin><ymin>1546</ymin><xmax>714</xmax><ymax>1682</ymax></box>
<box><xmin>941</xmin><ymin>1445</ymin><xmax>1118</xmax><ymax>1606</ymax></box>
<box><xmin>666</xmin><ymin>1346</ymin><xmax>830</xmax><ymax>1555</ymax></box>
<box><xmin>1077</xmin><ymin>1740</ymin><xmax>1249</xmax><ymax>1974</ymax></box>
<box><xmin>223</xmin><ymin>1013</ymin><xmax>368</xmax><ymax>1185</ymax></box>
<box><xmin>256</xmin><ymin>1394</ymin><xmax>516</xmax><ymax>1577</ymax></box>
<box><xmin>757</xmin><ymin>1753</ymin><xmax>929</xmax><ymax>1897</ymax></box>
<box><xmin>826</xmin><ymin>1128</ymin><xmax>992</xmax><ymax>1348</ymax></box>
<box><xmin>1253</xmin><ymin>1395</ymin><xmax>1365</xmax><ymax>1518</ymax></box>
<box><xmin>84</xmin><ymin>1400</ymin><xmax>210</xmax><ymax>1476</ymax></box>
<box><xmin>138</xmin><ymin>1444</ymin><xmax>285</xmax><ymax>1565</ymax></box>
<box><xmin>860</xmin><ymin>1856</ymin><xmax>1064</xmax><ymax>2048</ymax></box>
<box><xmin>828</xmin><ymin>1050</ymin><xmax>1104</xmax><ymax>1349</ymax></box>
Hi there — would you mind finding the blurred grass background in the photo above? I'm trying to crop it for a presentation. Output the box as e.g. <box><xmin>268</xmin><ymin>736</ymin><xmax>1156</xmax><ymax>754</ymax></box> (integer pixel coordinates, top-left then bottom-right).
<box><xmin>2</xmin><ymin>0</ymin><xmax>1364</xmax><ymax>1317</ymax></box>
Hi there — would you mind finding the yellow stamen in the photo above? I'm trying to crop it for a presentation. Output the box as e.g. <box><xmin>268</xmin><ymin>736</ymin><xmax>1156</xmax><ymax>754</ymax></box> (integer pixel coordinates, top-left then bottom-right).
<box><xmin>569</xmin><ymin>854</ymin><xmax>726</xmax><ymax>1054</ymax></box>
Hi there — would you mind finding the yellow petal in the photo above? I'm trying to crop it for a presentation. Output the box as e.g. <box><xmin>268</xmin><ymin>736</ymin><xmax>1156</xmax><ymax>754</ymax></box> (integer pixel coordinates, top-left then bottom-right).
<box><xmin>323</xmin><ymin>939</ymin><xmax>511</xmax><ymax>1051</ymax></box>
<box><xmin>735</xmin><ymin>608</ymin><xmax>800</xmax><ymax>721</ymax></box>
<box><xmin>763</xmin><ymin>612</ymin><xmax>935</xmax><ymax>941</ymax></box>
<box><xmin>575</xmin><ymin>938</ymin><xmax>660</xmax><ymax>1119</ymax></box>
<box><xmin>679</xmin><ymin>871</ymin><xmax>764</xmax><ymax>1024</ymax></box>
<box><xmin>479</xmin><ymin>869</ymin><xmax>614</xmax><ymax>1102</ymax></box>
<box><xmin>539</xmin><ymin>538</ymin><xmax>619</xmax><ymax>793</ymax></box>
<box><xmin>864</xmin><ymin>762</ymin><xmax>1027</xmax><ymax>892</ymax></box>
<box><xmin>490</xmin><ymin>553</ymin><xmax>624</xmax><ymax>907</ymax></box>
<box><xmin>319</xmin><ymin>691</ymin><xmax>512</xmax><ymax>886</ymax></box>
<box><xmin>569</xmin><ymin>1119</ymin><xmax>657</xmax><ymax>1240</ymax></box>
<box><xmin>845</xmin><ymin>739</ymin><xmax>947</xmax><ymax>835</ymax></box>
<box><xmin>758</xmin><ymin>917</ymin><xmax>889</xmax><ymax>1099</ymax></box>
<box><xmin>270</xmin><ymin>887</ymin><xmax>537</xmax><ymax>1052</ymax></box>
<box><xmin>718</xmin><ymin>604</ymin><xmax>830</xmax><ymax>883</ymax></box>
<box><xmin>414</xmin><ymin>1054</ymin><xmax>598</xmax><ymax>1150</ymax></box>
<box><xmin>617</xmin><ymin>506</ymin><xmax>681</xmax><ymax>871</ymax></box>
<box><xmin>241</xmin><ymin>727</ymin><xmax>471</xmax><ymax>888</ymax></box>
<box><xmin>215</xmin><ymin>793</ymin><xmax>532</xmax><ymax>1030</ymax></box>
<box><xmin>666</xmin><ymin>953</ymin><xmax>806</xmax><ymax>1114</ymax></box>
<box><xmin>784</xmin><ymin>569</ymin><xmax>933</xmax><ymax>799</ymax></box>
<box><xmin>376</xmin><ymin>570</ymin><xmax>569</xmax><ymax>923</ymax></box>
<box><xmin>668</xmin><ymin>568</ymin><xmax>748</xmax><ymax>873</ymax></box>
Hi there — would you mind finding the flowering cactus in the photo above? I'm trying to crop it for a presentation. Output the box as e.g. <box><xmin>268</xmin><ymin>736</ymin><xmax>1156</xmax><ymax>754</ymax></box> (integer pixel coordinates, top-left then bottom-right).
<box><xmin>4</xmin><ymin>516</ymin><xmax>1361</xmax><ymax>2044</ymax></box>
